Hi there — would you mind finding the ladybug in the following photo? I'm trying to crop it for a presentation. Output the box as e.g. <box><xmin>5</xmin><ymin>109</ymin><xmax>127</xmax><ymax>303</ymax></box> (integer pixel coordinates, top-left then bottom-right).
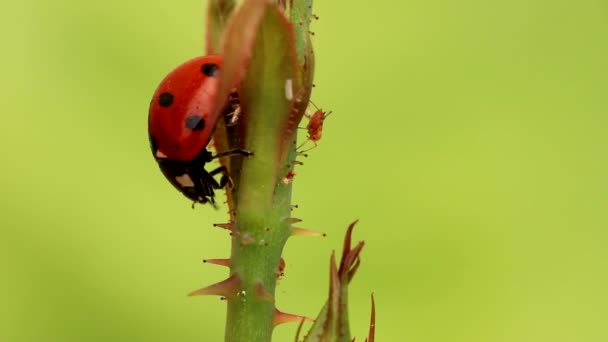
<box><xmin>148</xmin><ymin>55</ymin><xmax>251</xmax><ymax>206</ymax></box>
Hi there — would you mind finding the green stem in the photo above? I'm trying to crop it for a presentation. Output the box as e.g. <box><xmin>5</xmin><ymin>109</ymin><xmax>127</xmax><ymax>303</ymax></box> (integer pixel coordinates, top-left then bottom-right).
<box><xmin>224</xmin><ymin>141</ymin><xmax>295</xmax><ymax>342</ymax></box>
<box><xmin>216</xmin><ymin>2</ymin><xmax>312</xmax><ymax>341</ymax></box>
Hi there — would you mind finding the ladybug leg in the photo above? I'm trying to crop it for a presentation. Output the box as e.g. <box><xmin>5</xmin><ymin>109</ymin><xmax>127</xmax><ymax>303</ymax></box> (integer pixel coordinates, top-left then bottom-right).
<box><xmin>208</xmin><ymin>165</ymin><xmax>227</xmax><ymax>177</ymax></box>
<box><xmin>218</xmin><ymin>175</ymin><xmax>231</xmax><ymax>189</ymax></box>
<box><xmin>211</xmin><ymin>148</ymin><xmax>253</xmax><ymax>160</ymax></box>
<box><xmin>208</xmin><ymin>166</ymin><xmax>233</xmax><ymax>189</ymax></box>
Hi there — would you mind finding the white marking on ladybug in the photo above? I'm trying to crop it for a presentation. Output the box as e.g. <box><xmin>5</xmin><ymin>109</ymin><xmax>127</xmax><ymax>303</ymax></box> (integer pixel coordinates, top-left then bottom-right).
<box><xmin>175</xmin><ymin>174</ymin><xmax>195</xmax><ymax>188</ymax></box>
<box><xmin>155</xmin><ymin>150</ymin><xmax>168</xmax><ymax>159</ymax></box>
<box><xmin>285</xmin><ymin>79</ymin><xmax>293</xmax><ymax>100</ymax></box>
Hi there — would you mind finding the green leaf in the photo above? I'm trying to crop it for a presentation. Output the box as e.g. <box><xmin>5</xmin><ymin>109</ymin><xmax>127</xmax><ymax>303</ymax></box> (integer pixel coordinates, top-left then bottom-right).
<box><xmin>366</xmin><ymin>294</ymin><xmax>376</xmax><ymax>342</ymax></box>
<box><xmin>206</xmin><ymin>0</ymin><xmax>237</xmax><ymax>54</ymax></box>
<box><xmin>206</xmin><ymin>0</ymin><xmax>240</xmax><ymax>213</ymax></box>
<box><xmin>207</xmin><ymin>0</ymin><xmax>268</xmax><ymax>212</ymax></box>
<box><xmin>232</xmin><ymin>0</ymin><xmax>301</xmax><ymax>207</ymax></box>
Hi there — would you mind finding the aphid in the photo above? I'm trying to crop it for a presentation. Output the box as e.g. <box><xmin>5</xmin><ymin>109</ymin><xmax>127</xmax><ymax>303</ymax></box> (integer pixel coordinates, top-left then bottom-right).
<box><xmin>297</xmin><ymin>101</ymin><xmax>332</xmax><ymax>153</ymax></box>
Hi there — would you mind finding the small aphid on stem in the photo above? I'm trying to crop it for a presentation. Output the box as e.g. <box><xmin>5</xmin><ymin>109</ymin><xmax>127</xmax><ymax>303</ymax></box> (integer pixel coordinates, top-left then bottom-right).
<box><xmin>297</xmin><ymin>101</ymin><xmax>332</xmax><ymax>153</ymax></box>
<box><xmin>229</xmin><ymin>106</ymin><xmax>241</xmax><ymax>125</ymax></box>
<box><xmin>226</xmin><ymin>89</ymin><xmax>241</xmax><ymax>125</ymax></box>
<box><xmin>282</xmin><ymin>171</ymin><xmax>296</xmax><ymax>184</ymax></box>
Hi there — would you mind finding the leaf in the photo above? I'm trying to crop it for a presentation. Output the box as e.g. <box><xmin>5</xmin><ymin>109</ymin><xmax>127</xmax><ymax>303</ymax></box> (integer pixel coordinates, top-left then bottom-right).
<box><xmin>366</xmin><ymin>294</ymin><xmax>376</xmax><ymax>342</ymax></box>
<box><xmin>303</xmin><ymin>222</ymin><xmax>365</xmax><ymax>342</ymax></box>
<box><xmin>205</xmin><ymin>0</ymin><xmax>236</xmax><ymax>54</ymax></box>
<box><xmin>205</xmin><ymin>0</ymin><xmax>244</xmax><ymax>214</ymax></box>
<box><xmin>206</xmin><ymin>0</ymin><xmax>268</xmax><ymax>212</ymax></box>
<box><xmin>221</xmin><ymin>1</ymin><xmax>301</xmax><ymax>207</ymax></box>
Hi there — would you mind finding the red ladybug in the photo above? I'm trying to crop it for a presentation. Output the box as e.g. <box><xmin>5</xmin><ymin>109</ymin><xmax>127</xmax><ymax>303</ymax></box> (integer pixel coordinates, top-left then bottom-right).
<box><xmin>148</xmin><ymin>55</ymin><xmax>251</xmax><ymax>206</ymax></box>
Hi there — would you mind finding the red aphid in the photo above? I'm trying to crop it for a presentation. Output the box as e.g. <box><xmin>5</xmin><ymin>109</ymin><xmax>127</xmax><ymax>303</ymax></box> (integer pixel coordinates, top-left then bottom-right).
<box><xmin>282</xmin><ymin>171</ymin><xmax>297</xmax><ymax>184</ymax></box>
<box><xmin>298</xmin><ymin>103</ymin><xmax>332</xmax><ymax>153</ymax></box>
<box><xmin>306</xmin><ymin>108</ymin><xmax>331</xmax><ymax>142</ymax></box>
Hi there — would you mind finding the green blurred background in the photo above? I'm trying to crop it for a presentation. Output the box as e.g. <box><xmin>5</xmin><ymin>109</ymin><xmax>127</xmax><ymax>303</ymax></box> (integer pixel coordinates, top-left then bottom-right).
<box><xmin>2</xmin><ymin>0</ymin><xmax>607</xmax><ymax>341</ymax></box>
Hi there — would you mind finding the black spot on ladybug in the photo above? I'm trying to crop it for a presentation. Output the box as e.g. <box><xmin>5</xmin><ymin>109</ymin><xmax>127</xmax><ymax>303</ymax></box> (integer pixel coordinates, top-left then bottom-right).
<box><xmin>185</xmin><ymin>115</ymin><xmax>205</xmax><ymax>131</ymax></box>
<box><xmin>158</xmin><ymin>92</ymin><xmax>174</xmax><ymax>107</ymax></box>
<box><xmin>201</xmin><ymin>63</ymin><xmax>219</xmax><ymax>77</ymax></box>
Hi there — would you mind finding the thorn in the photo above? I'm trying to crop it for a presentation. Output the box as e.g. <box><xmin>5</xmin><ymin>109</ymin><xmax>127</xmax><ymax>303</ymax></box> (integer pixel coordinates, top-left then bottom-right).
<box><xmin>203</xmin><ymin>258</ymin><xmax>230</xmax><ymax>267</ymax></box>
<box><xmin>254</xmin><ymin>282</ymin><xmax>274</xmax><ymax>302</ymax></box>
<box><xmin>214</xmin><ymin>222</ymin><xmax>235</xmax><ymax>231</ymax></box>
<box><xmin>240</xmin><ymin>233</ymin><xmax>255</xmax><ymax>246</ymax></box>
<box><xmin>285</xmin><ymin>217</ymin><xmax>302</xmax><ymax>224</ymax></box>
<box><xmin>292</xmin><ymin>227</ymin><xmax>327</xmax><ymax>237</ymax></box>
<box><xmin>273</xmin><ymin>308</ymin><xmax>313</xmax><ymax>327</ymax></box>
<box><xmin>188</xmin><ymin>274</ymin><xmax>240</xmax><ymax>298</ymax></box>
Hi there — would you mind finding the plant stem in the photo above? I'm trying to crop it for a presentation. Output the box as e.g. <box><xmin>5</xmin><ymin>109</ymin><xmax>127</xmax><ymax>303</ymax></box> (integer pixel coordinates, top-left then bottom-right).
<box><xmin>224</xmin><ymin>143</ymin><xmax>295</xmax><ymax>342</ymax></box>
